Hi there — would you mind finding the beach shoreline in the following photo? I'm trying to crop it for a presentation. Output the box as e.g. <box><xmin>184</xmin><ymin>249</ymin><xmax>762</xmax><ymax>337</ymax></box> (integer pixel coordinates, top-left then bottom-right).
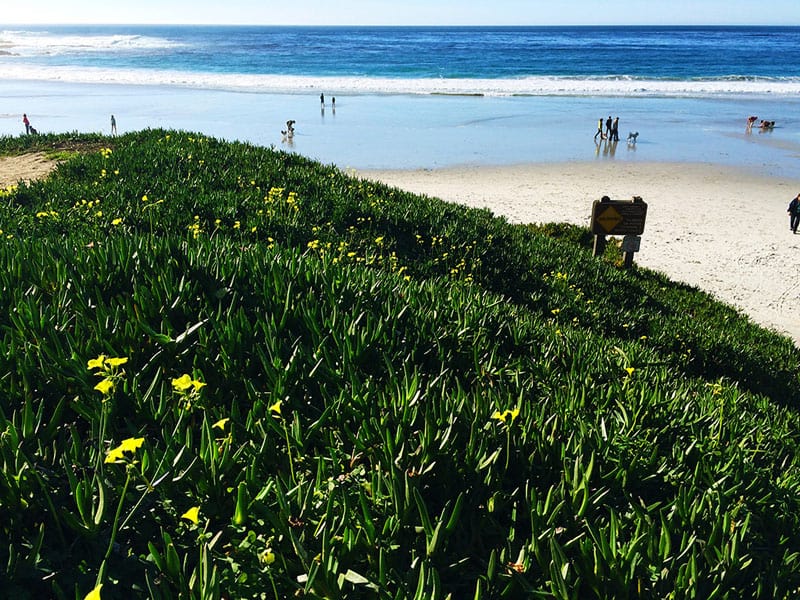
<box><xmin>359</xmin><ymin>161</ymin><xmax>800</xmax><ymax>345</ymax></box>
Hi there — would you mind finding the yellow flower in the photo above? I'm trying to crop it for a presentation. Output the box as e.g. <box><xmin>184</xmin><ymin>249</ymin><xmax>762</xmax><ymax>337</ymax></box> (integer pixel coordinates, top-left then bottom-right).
<box><xmin>84</xmin><ymin>583</ymin><xmax>103</xmax><ymax>600</ymax></box>
<box><xmin>105</xmin><ymin>357</ymin><xmax>128</xmax><ymax>367</ymax></box>
<box><xmin>105</xmin><ymin>447</ymin><xmax>125</xmax><ymax>464</ymax></box>
<box><xmin>120</xmin><ymin>437</ymin><xmax>144</xmax><ymax>452</ymax></box>
<box><xmin>181</xmin><ymin>506</ymin><xmax>200</xmax><ymax>525</ymax></box>
<box><xmin>625</xmin><ymin>367</ymin><xmax>635</xmax><ymax>376</ymax></box>
<box><xmin>111</xmin><ymin>218</ymin><xmax>122</xmax><ymax>226</ymax></box>
<box><xmin>269</xmin><ymin>400</ymin><xmax>282</xmax><ymax>416</ymax></box>
<box><xmin>491</xmin><ymin>407</ymin><xmax>520</xmax><ymax>423</ymax></box>
<box><xmin>259</xmin><ymin>549</ymin><xmax>276</xmax><ymax>565</ymax></box>
<box><xmin>105</xmin><ymin>437</ymin><xmax>144</xmax><ymax>464</ymax></box>
<box><xmin>171</xmin><ymin>374</ymin><xmax>193</xmax><ymax>391</ymax></box>
<box><xmin>212</xmin><ymin>417</ymin><xmax>229</xmax><ymax>430</ymax></box>
<box><xmin>94</xmin><ymin>378</ymin><xmax>114</xmax><ymax>395</ymax></box>
<box><xmin>172</xmin><ymin>374</ymin><xmax>206</xmax><ymax>393</ymax></box>
<box><xmin>87</xmin><ymin>355</ymin><xmax>107</xmax><ymax>370</ymax></box>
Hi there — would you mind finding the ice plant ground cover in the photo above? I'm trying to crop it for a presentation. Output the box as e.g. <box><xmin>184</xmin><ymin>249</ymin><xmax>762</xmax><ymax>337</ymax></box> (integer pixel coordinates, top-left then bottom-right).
<box><xmin>1</xmin><ymin>130</ymin><xmax>799</xmax><ymax>599</ymax></box>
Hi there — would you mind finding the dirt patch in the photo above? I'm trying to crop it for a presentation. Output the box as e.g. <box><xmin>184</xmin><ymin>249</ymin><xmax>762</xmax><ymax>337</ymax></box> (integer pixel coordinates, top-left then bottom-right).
<box><xmin>0</xmin><ymin>152</ymin><xmax>59</xmax><ymax>188</ymax></box>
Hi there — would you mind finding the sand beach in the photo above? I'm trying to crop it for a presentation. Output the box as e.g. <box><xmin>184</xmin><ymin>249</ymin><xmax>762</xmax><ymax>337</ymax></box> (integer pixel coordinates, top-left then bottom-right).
<box><xmin>360</xmin><ymin>162</ymin><xmax>800</xmax><ymax>345</ymax></box>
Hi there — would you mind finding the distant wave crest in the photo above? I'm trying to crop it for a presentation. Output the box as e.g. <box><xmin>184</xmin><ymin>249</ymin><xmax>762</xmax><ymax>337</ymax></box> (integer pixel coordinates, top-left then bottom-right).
<box><xmin>3</xmin><ymin>64</ymin><xmax>800</xmax><ymax>98</ymax></box>
<box><xmin>0</xmin><ymin>30</ymin><xmax>184</xmax><ymax>56</ymax></box>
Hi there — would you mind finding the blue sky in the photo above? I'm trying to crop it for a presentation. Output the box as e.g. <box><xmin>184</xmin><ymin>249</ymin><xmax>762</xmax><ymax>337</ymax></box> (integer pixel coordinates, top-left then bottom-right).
<box><xmin>3</xmin><ymin>0</ymin><xmax>798</xmax><ymax>26</ymax></box>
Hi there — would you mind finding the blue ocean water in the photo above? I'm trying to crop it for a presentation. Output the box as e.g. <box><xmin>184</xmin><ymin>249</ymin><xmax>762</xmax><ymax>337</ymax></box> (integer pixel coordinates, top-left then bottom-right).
<box><xmin>1</xmin><ymin>25</ymin><xmax>800</xmax><ymax>173</ymax></box>
<box><xmin>2</xmin><ymin>25</ymin><xmax>800</xmax><ymax>95</ymax></box>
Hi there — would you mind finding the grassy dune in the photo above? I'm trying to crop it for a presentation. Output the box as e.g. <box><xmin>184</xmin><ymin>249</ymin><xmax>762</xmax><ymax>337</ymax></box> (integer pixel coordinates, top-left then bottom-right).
<box><xmin>1</xmin><ymin>130</ymin><xmax>799</xmax><ymax>599</ymax></box>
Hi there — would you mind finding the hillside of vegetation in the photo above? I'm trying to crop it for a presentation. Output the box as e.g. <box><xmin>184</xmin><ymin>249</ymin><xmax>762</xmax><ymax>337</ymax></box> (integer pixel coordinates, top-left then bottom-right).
<box><xmin>1</xmin><ymin>130</ymin><xmax>799</xmax><ymax>599</ymax></box>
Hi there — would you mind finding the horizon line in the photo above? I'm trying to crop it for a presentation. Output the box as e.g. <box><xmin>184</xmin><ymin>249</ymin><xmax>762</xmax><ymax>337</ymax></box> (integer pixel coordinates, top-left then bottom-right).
<box><xmin>2</xmin><ymin>22</ymin><xmax>799</xmax><ymax>28</ymax></box>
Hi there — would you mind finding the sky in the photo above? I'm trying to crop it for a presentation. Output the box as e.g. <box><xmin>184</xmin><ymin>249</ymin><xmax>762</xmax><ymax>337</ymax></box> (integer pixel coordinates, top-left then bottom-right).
<box><xmin>2</xmin><ymin>0</ymin><xmax>798</xmax><ymax>26</ymax></box>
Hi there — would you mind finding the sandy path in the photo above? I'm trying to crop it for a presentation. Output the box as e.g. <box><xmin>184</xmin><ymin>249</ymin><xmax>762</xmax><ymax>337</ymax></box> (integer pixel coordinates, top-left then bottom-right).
<box><xmin>0</xmin><ymin>152</ymin><xmax>57</xmax><ymax>188</ymax></box>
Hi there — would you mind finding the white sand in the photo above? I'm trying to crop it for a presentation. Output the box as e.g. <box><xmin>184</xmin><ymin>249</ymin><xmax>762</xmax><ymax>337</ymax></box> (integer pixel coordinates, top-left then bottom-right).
<box><xmin>359</xmin><ymin>162</ymin><xmax>800</xmax><ymax>345</ymax></box>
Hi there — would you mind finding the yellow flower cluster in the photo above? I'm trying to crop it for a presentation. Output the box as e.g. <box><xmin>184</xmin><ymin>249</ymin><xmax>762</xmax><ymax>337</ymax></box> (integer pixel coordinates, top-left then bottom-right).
<box><xmin>88</xmin><ymin>355</ymin><xmax>128</xmax><ymax>370</ymax></box>
<box><xmin>88</xmin><ymin>355</ymin><xmax>129</xmax><ymax>397</ymax></box>
<box><xmin>262</xmin><ymin>187</ymin><xmax>299</xmax><ymax>215</ymax></box>
<box><xmin>188</xmin><ymin>215</ymin><xmax>202</xmax><ymax>239</ymax></box>
<box><xmin>171</xmin><ymin>373</ymin><xmax>207</xmax><ymax>410</ymax></box>
<box><xmin>72</xmin><ymin>198</ymin><xmax>101</xmax><ymax>213</ymax></box>
<box><xmin>171</xmin><ymin>374</ymin><xmax>207</xmax><ymax>393</ymax></box>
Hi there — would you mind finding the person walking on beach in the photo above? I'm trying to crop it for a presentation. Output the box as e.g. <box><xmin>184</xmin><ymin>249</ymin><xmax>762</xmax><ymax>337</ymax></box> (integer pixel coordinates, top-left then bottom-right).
<box><xmin>611</xmin><ymin>117</ymin><xmax>620</xmax><ymax>142</ymax></box>
<box><xmin>594</xmin><ymin>117</ymin><xmax>604</xmax><ymax>141</ymax></box>
<box><xmin>110</xmin><ymin>114</ymin><xmax>117</xmax><ymax>136</ymax></box>
<box><xmin>22</xmin><ymin>113</ymin><xmax>30</xmax><ymax>134</ymax></box>
<box><xmin>605</xmin><ymin>115</ymin><xmax>613</xmax><ymax>139</ymax></box>
<box><xmin>788</xmin><ymin>193</ymin><xmax>800</xmax><ymax>234</ymax></box>
<box><xmin>320</xmin><ymin>93</ymin><xmax>325</xmax><ymax>106</ymax></box>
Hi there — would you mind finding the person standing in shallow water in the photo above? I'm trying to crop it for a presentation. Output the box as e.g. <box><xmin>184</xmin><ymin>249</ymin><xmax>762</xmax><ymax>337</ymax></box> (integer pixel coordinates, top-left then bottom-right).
<box><xmin>594</xmin><ymin>118</ymin><xmax>604</xmax><ymax>141</ymax></box>
<box><xmin>611</xmin><ymin>117</ymin><xmax>620</xmax><ymax>142</ymax></box>
<box><xmin>320</xmin><ymin>93</ymin><xmax>324</xmax><ymax>106</ymax></box>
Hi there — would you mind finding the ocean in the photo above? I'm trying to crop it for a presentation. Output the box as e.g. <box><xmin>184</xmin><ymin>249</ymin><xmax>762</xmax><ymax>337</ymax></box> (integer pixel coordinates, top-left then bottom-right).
<box><xmin>1</xmin><ymin>25</ymin><xmax>800</xmax><ymax>173</ymax></box>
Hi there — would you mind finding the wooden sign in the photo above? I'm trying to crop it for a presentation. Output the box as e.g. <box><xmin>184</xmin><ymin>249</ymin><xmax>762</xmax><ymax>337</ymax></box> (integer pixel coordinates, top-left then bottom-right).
<box><xmin>591</xmin><ymin>197</ymin><xmax>647</xmax><ymax>235</ymax></box>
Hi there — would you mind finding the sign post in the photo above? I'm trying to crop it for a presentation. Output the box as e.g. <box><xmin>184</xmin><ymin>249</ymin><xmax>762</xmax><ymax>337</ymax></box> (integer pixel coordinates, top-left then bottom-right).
<box><xmin>590</xmin><ymin>196</ymin><xmax>647</xmax><ymax>268</ymax></box>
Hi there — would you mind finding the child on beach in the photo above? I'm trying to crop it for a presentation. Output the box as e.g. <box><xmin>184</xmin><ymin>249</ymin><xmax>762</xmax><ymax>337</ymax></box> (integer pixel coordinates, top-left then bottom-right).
<box><xmin>594</xmin><ymin>118</ymin><xmax>604</xmax><ymax>141</ymax></box>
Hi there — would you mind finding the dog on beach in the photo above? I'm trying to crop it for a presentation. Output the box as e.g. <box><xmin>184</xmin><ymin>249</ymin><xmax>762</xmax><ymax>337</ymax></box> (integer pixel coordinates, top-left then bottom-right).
<box><xmin>627</xmin><ymin>131</ymin><xmax>638</xmax><ymax>144</ymax></box>
<box><xmin>29</xmin><ymin>126</ymin><xmax>38</xmax><ymax>135</ymax></box>
<box><xmin>281</xmin><ymin>119</ymin><xmax>296</xmax><ymax>145</ymax></box>
<box><xmin>281</xmin><ymin>119</ymin><xmax>295</xmax><ymax>138</ymax></box>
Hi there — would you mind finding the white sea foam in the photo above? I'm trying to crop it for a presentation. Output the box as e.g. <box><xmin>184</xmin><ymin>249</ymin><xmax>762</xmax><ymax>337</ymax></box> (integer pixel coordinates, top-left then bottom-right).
<box><xmin>0</xmin><ymin>30</ymin><xmax>183</xmax><ymax>56</ymax></box>
<box><xmin>3</xmin><ymin>63</ymin><xmax>800</xmax><ymax>98</ymax></box>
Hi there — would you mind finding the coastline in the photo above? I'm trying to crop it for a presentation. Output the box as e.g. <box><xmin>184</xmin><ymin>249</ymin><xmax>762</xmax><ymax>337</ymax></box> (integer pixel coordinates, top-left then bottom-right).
<box><xmin>359</xmin><ymin>161</ymin><xmax>800</xmax><ymax>345</ymax></box>
<box><xmin>3</xmin><ymin>80</ymin><xmax>800</xmax><ymax>176</ymax></box>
